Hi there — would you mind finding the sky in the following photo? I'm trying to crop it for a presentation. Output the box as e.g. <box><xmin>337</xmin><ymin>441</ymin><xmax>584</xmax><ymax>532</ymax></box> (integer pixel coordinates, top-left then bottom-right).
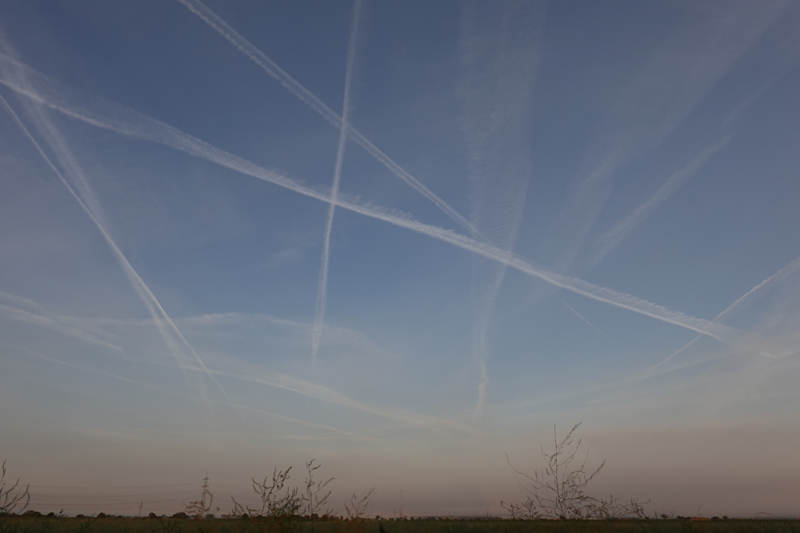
<box><xmin>1</xmin><ymin>0</ymin><xmax>800</xmax><ymax>519</ymax></box>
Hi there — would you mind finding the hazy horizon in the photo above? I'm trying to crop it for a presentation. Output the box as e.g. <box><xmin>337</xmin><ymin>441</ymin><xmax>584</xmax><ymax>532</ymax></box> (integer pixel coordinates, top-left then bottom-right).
<box><xmin>1</xmin><ymin>0</ymin><xmax>799</xmax><ymax>519</ymax></box>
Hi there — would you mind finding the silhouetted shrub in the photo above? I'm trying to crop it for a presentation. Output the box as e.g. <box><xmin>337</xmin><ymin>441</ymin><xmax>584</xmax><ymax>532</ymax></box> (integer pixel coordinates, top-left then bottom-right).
<box><xmin>502</xmin><ymin>423</ymin><xmax>647</xmax><ymax>520</ymax></box>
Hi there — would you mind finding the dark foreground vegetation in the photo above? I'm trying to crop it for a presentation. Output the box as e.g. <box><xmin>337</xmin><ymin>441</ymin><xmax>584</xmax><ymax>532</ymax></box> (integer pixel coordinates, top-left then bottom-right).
<box><xmin>3</xmin><ymin>427</ymin><xmax>798</xmax><ymax>533</ymax></box>
<box><xmin>2</xmin><ymin>515</ymin><xmax>800</xmax><ymax>533</ymax></box>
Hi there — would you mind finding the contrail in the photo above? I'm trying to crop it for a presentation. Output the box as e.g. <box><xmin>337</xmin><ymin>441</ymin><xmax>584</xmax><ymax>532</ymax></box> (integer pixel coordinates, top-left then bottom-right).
<box><xmin>525</xmin><ymin>18</ymin><xmax>800</xmax><ymax>314</ymax></box>
<box><xmin>0</xmin><ymin>290</ymin><xmax>47</xmax><ymax>312</ymax></box>
<box><xmin>3</xmin><ymin>339</ymin><xmax>381</xmax><ymax>443</ymax></box>
<box><xmin>0</xmin><ymin>91</ymin><xmax>236</xmax><ymax>411</ymax></box>
<box><xmin>458</xmin><ymin>0</ymin><xmax>543</xmax><ymax>424</ymax></box>
<box><xmin>557</xmin><ymin>296</ymin><xmax>616</xmax><ymax>345</ymax></box>
<box><xmin>0</xmin><ymin>303</ymin><xmax>123</xmax><ymax>352</ymax></box>
<box><xmin>0</xmin><ymin>291</ymin><xmax>116</xmax><ymax>343</ymax></box>
<box><xmin>0</xmin><ymin>60</ymin><xmax>737</xmax><ymax>343</ymax></box>
<box><xmin>208</xmin><ymin>365</ymin><xmax>478</xmax><ymax>436</ymax></box>
<box><xmin>641</xmin><ymin>253</ymin><xmax>800</xmax><ymax>378</ymax></box>
<box><xmin>539</xmin><ymin>0</ymin><xmax>788</xmax><ymax>275</ymax></box>
<box><xmin>591</xmin><ymin>135</ymin><xmax>732</xmax><ymax>268</ymax></box>
<box><xmin>582</xmin><ymin>11</ymin><xmax>800</xmax><ymax>277</ymax></box>
<box><xmin>94</xmin><ymin>310</ymin><xmax>398</xmax><ymax>360</ymax></box>
<box><xmin>221</xmin><ymin>402</ymin><xmax>385</xmax><ymax>444</ymax></box>
<box><xmin>175</xmin><ymin>0</ymin><xmax>486</xmax><ymax>240</ymax></box>
<box><xmin>311</xmin><ymin>0</ymin><xmax>364</xmax><ymax>363</ymax></box>
<box><xmin>4</xmin><ymin>307</ymin><xmax>449</xmax><ymax>438</ymax></box>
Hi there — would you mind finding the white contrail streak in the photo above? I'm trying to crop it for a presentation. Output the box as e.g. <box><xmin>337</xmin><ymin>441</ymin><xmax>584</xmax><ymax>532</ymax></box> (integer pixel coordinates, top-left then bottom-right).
<box><xmin>0</xmin><ymin>290</ymin><xmax>47</xmax><ymax>312</ymax></box>
<box><xmin>175</xmin><ymin>0</ymin><xmax>485</xmax><ymax>240</ymax></box>
<box><xmin>591</xmin><ymin>135</ymin><xmax>732</xmax><ymax>268</ymax></box>
<box><xmin>3</xmin><ymin>340</ymin><xmax>380</xmax><ymax>443</ymax></box>
<box><xmin>4</xmin><ymin>309</ymin><xmax>464</xmax><ymax>438</ymax></box>
<box><xmin>540</xmin><ymin>0</ymin><xmax>788</xmax><ymax>275</ymax></box>
<box><xmin>642</xmin><ymin>253</ymin><xmax>800</xmax><ymax>377</ymax></box>
<box><xmin>311</xmin><ymin>0</ymin><xmax>364</xmax><ymax>363</ymax></box>
<box><xmin>0</xmin><ymin>91</ymin><xmax>236</xmax><ymax>410</ymax></box>
<box><xmin>458</xmin><ymin>0</ymin><xmax>543</xmax><ymax>424</ymax></box>
<box><xmin>0</xmin><ymin>291</ymin><xmax>117</xmax><ymax>343</ymax></box>
<box><xmin>0</xmin><ymin>303</ymin><xmax>122</xmax><ymax>352</ymax></box>
<box><xmin>209</xmin><ymin>365</ymin><xmax>477</xmax><ymax>436</ymax></box>
<box><xmin>0</xmin><ymin>60</ymin><xmax>737</xmax><ymax>343</ymax></box>
<box><xmin>557</xmin><ymin>296</ymin><xmax>616</xmax><ymax>345</ymax></box>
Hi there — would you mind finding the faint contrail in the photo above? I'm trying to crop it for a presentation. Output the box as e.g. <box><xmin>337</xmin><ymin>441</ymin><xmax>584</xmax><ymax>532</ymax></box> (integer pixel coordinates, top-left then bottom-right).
<box><xmin>539</xmin><ymin>0</ymin><xmax>788</xmax><ymax>275</ymax></box>
<box><xmin>209</xmin><ymin>365</ymin><xmax>478</xmax><ymax>436</ymax></box>
<box><xmin>0</xmin><ymin>59</ymin><xmax>736</xmax><ymax>343</ymax></box>
<box><xmin>311</xmin><ymin>0</ymin><xmax>364</xmax><ymax>363</ymax></box>
<box><xmin>0</xmin><ymin>91</ymin><xmax>236</xmax><ymax>410</ymax></box>
<box><xmin>458</xmin><ymin>0</ymin><xmax>543</xmax><ymax>424</ymax></box>
<box><xmin>220</xmin><ymin>401</ymin><xmax>385</xmax><ymax>444</ymax></box>
<box><xmin>641</xmin><ymin>253</ymin><xmax>800</xmax><ymax>377</ymax></box>
<box><xmin>3</xmin><ymin>339</ymin><xmax>381</xmax><ymax>443</ymax></box>
<box><xmin>591</xmin><ymin>135</ymin><xmax>732</xmax><ymax>268</ymax></box>
<box><xmin>557</xmin><ymin>296</ymin><xmax>616</xmax><ymax>345</ymax></box>
<box><xmin>0</xmin><ymin>291</ymin><xmax>116</xmax><ymax>343</ymax></box>
<box><xmin>0</xmin><ymin>290</ymin><xmax>47</xmax><ymax>312</ymax></box>
<box><xmin>0</xmin><ymin>303</ymin><xmax>122</xmax><ymax>352</ymax></box>
<box><xmin>591</xmin><ymin>48</ymin><xmax>800</xmax><ymax>271</ymax></box>
<box><xmin>175</xmin><ymin>0</ymin><xmax>485</xmax><ymax>240</ymax></box>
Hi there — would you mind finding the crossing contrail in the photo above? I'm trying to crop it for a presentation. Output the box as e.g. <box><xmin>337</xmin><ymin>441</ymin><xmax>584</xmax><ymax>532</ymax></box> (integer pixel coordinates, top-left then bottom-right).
<box><xmin>0</xmin><ymin>303</ymin><xmax>122</xmax><ymax>352</ymax></box>
<box><xmin>175</xmin><ymin>0</ymin><xmax>485</xmax><ymax>240</ymax></box>
<box><xmin>539</xmin><ymin>0</ymin><xmax>788</xmax><ymax>276</ymax></box>
<box><xmin>458</xmin><ymin>0</ymin><xmax>543</xmax><ymax>424</ymax></box>
<box><xmin>642</xmin><ymin>253</ymin><xmax>800</xmax><ymax>377</ymax></box>
<box><xmin>0</xmin><ymin>90</ymin><xmax>235</xmax><ymax>411</ymax></box>
<box><xmin>591</xmin><ymin>135</ymin><xmax>732</xmax><ymax>268</ymax></box>
<box><xmin>0</xmin><ymin>58</ymin><xmax>737</xmax><ymax>343</ymax></box>
<box><xmin>2</xmin><ymin>338</ymin><xmax>382</xmax><ymax>443</ymax></box>
<box><xmin>312</xmin><ymin>0</ymin><xmax>364</xmax><ymax>363</ymax></box>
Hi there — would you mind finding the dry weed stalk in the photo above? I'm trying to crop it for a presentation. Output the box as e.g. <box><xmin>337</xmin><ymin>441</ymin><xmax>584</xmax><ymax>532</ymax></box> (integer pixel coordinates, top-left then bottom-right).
<box><xmin>302</xmin><ymin>460</ymin><xmax>334</xmax><ymax>518</ymax></box>
<box><xmin>228</xmin><ymin>463</ymin><xmax>331</xmax><ymax>533</ymax></box>
<box><xmin>341</xmin><ymin>487</ymin><xmax>376</xmax><ymax>533</ymax></box>
<box><xmin>303</xmin><ymin>460</ymin><xmax>334</xmax><ymax>533</ymax></box>
<box><xmin>502</xmin><ymin>423</ymin><xmax>647</xmax><ymax>520</ymax></box>
<box><xmin>344</xmin><ymin>486</ymin><xmax>376</xmax><ymax>521</ymax></box>
<box><xmin>0</xmin><ymin>461</ymin><xmax>29</xmax><ymax>516</ymax></box>
<box><xmin>228</xmin><ymin>459</ymin><xmax>335</xmax><ymax>524</ymax></box>
<box><xmin>245</xmin><ymin>467</ymin><xmax>303</xmax><ymax>519</ymax></box>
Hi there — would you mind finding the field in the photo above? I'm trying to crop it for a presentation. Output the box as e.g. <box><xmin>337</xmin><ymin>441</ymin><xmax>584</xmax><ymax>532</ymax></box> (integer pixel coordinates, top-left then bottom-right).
<box><xmin>2</xmin><ymin>517</ymin><xmax>800</xmax><ymax>533</ymax></box>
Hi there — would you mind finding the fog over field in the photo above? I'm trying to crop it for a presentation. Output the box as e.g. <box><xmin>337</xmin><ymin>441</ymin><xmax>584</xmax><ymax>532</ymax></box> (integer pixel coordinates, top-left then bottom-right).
<box><xmin>1</xmin><ymin>0</ymin><xmax>800</xmax><ymax>519</ymax></box>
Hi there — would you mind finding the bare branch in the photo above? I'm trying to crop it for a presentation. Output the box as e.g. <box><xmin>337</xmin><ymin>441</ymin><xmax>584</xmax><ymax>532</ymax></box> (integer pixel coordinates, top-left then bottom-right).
<box><xmin>0</xmin><ymin>461</ymin><xmax>30</xmax><ymax>516</ymax></box>
<box><xmin>502</xmin><ymin>423</ymin><xmax>646</xmax><ymax>520</ymax></box>
<box><xmin>344</xmin><ymin>486</ymin><xmax>376</xmax><ymax>521</ymax></box>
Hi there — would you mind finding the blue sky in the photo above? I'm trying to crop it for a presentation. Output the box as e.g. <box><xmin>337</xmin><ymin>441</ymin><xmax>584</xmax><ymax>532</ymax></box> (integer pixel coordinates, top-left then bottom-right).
<box><xmin>1</xmin><ymin>0</ymin><xmax>800</xmax><ymax>518</ymax></box>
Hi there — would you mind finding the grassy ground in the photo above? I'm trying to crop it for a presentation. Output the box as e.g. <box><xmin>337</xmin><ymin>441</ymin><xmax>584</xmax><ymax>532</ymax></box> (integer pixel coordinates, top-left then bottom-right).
<box><xmin>2</xmin><ymin>517</ymin><xmax>800</xmax><ymax>533</ymax></box>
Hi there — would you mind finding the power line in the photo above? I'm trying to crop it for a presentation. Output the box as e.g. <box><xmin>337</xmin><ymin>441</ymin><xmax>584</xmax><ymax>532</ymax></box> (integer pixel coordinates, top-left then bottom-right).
<box><xmin>28</xmin><ymin>483</ymin><xmax>198</xmax><ymax>490</ymax></box>
<box><xmin>27</xmin><ymin>498</ymin><xmax>191</xmax><ymax>507</ymax></box>
<box><xmin>31</xmin><ymin>490</ymin><xmax>199</xmax><ymax>498</ymax></box>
